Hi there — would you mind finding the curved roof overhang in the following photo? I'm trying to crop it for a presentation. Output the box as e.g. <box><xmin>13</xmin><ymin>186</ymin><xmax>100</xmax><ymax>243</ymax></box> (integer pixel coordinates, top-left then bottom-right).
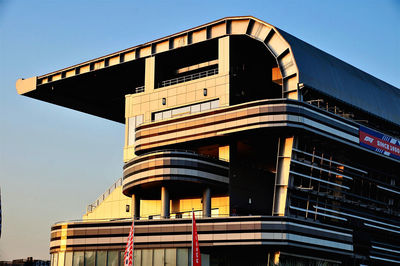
<box><xmin>16</xmin><ymin>16</ymin><xmax>299</xmax><ymax>123</ymax></box>
<box><xmin>16</xmin><ymin>16</ymin><xmax>400</xmax><ymax>126</ymax></box>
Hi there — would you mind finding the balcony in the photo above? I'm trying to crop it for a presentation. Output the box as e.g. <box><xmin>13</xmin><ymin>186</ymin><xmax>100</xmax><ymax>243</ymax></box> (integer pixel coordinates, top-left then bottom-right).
<box><xmin>157</xmin><ymin>68</ymin><xmax>218</xmax><ymax>88</ymax></box>
<box><xmin>122</xmin><ymin>149</ymin><xmax>229</xmax><ymax>219</ymax></box>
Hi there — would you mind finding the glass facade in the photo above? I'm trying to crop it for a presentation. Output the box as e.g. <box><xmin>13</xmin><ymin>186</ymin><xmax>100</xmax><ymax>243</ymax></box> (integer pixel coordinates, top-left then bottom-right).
<box><xmin>51</xmin><ymin>248</ymin><xmax>201</xmax><ymax>266</ymax></box>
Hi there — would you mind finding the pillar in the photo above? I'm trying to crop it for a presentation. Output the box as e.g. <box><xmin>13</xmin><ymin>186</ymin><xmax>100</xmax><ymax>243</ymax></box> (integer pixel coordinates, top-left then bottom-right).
<box><xmin>161</xmin><ymin>186</ymin><xmax>170</xmax><ymax>218</ymax></box>
<box><xmin>218</xmin><ymin>36</ymin><xmax>230</xmax><ymax>106</ymax></box>
<box><xmin>272</xmin><ymin>137</ymin><xmax>294</xmax><ymax>216</ymax></box>
<box><xmin>144</xmin><ymin>56</ymin><xmax>155</xmax><ymax>91</ymax></box>
<box><xmin>202</xmin><ymin>187</ymin><xmax>211</xmax><ymax>218</ymax></box>
<box><xmin>132</xmin><ymin>194</ymin><xmax>141</xmax><ymax>220</ymax></box>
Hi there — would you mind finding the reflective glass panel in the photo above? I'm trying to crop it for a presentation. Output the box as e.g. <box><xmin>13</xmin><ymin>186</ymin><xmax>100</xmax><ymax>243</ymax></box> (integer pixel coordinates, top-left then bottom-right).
<box><xmin>142</xmin><ymin>249</ymin><xmax>153</xmax><ymax>266</ymax></box>
<box><xmin>65</xmin><ymin>252</ymin><xmax>73</xmax><ymax>266</ymax></box>
<box><xmin>96</xmin><ymin>251</ymin><xmax>107</xmax><ymax>266</ymax></box>
<box><xmin>107</xmin><ymin>251</ymin><xmax>119</xmax><ymax>266</ymax></box>
<box><xmin>177</xmin><ymin>248</ymin><xmax>188</xmax><ymax>266</ymax></box>
<box><xmin>133</xmin><ymin>250</ymin><xmax>141</xmax><ymax>266</ymax></box>
<box><xmin>119</xmin><ymin>251</ymin><xmax>124</xmax><ymax>266</ymax></box>
<box><xmin>72</xmin><ymin>252</ymin><xmax>84</xmax><ymax>266</ymax></box>
<box><xmin>153</xmin><ymin>249</ymin><xmax>164</xmax><ymax>266</ymax></box>
<box><xmin>53</xmin><ymin>254</ymin><xmax>58</xmax><ymax>266</ymax></box>
<box><xmin>85</xmin><ymin>251</ymin><xmax>95</xmax><ymax>266</ymax></box>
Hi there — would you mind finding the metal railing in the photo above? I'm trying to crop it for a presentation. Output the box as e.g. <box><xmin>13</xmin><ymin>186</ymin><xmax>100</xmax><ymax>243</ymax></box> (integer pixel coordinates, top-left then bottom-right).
<box><xmin>86</xmin><ymin>178</ymin><xmax>123</xmax><ymax>213</ymax></box>
<box><xmin>158</xmin><ymin>68</ymin><xmax>218</xmax><ymax>88</ymax></box>
<box><xmin>135</xmin><ymin>208</ymin><xmax>228</xmax><ymax>221</ymax></box>
<box><xmin>57</xmin><ymin>210</ymin><xmax>231</xmax><ymax>224</ymax></box>
<box><xmin>132</xmin><ymin>85</ymin><xmax>145</xmax><ymax>94</ymax></box>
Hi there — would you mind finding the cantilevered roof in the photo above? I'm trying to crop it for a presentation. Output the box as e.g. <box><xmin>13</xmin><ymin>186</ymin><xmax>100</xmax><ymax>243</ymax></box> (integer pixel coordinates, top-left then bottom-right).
<box><xmin>278</xmin><ymin>29</ymin><xmax>400</xmax><ymax>126</ymax></box>
<box><xmin>16</xmin><ymin>16</ymin><xmax>400</xmax><ymax>126</ymax></box>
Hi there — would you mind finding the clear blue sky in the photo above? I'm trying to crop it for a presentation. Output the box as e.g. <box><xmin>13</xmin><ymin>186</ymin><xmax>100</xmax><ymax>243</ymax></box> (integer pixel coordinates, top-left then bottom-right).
<box><xmin>0</xmin><ymin>0</ymin><xmax>399</xmax><ymax>260</ymax></box>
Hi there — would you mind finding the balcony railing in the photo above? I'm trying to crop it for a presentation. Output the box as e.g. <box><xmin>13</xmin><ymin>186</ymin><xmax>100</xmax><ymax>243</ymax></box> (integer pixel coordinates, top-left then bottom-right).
<box><xmin>86</xmin><ymin>178</ymin><xmax>122</xmax><ymax>213</ymax></box>
<box><xmin>158</xmin><ymin>68</ymin><xmax>218</xmax><ymax>88</ymax></box>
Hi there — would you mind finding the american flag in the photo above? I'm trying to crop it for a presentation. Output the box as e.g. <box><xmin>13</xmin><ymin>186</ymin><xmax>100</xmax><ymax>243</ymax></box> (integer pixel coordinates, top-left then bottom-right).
<box><xmin>124</xmin><ymin>218</ymin><xmax>135</xmax><ymax>266</ymax></box>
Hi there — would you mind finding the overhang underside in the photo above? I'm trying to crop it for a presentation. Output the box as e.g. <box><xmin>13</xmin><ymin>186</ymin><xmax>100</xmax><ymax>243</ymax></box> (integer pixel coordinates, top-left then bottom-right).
<box><xmin>16</xmin><ymin>16</ymin><xmax>400</xmax><ymax>126</ymax></box>
<box><xmin>22</xmin><ymin>59</ymin><xmax>145</xmax><ymax>123</ymax></box>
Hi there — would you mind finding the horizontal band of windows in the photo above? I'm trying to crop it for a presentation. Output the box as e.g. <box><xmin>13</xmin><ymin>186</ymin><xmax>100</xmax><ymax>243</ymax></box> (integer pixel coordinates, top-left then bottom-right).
<box><xmin>289</xmin><ymin>205</ymin><xmax>348</xmax><ymax>221</ymax></box>
<box><xmin>372</xmin><ymin>245</ymin><xmax>400</xmax><ymax>254</ymax></box>
<box><xmin>292</xmin><ymin>148</ymin><xmax>368</xmax><ymax>175</ymax></box>
<box><xmin>377</xmin><ymin>185</ymin><xmax>400</xmax><ymax>196</ymax></box>
<box><xmin>153</xmin><ymin>99</ymin><xmax>219</xmax><ymax>122</ymax></box>
<box><xmin>290</xmin><ymin>171</ymin><xmax>350</xmax><ymax>190</ymax></box>
<box><xmin>290</xmin><ymin>184</ymin><xmax>389</xmax><ymax>211</ymax></box>
<box><xmin>370</xmin><ymin>255</ymin><xmax>400</xmax><ymax>264</ymax></box>
<box><xmin>291</xmin><ymin>159</ymin><xmax>353</xmax><ymax>180</ymax></box>
<box><xmin>365</xmin><ymin>223</ymin><xmax>400</xmax><ymax>235</ymax></box>
<box><xmin>313</xmin><ymin>205</ymin><xmax>400</xmax><ymax>230</ymax></box>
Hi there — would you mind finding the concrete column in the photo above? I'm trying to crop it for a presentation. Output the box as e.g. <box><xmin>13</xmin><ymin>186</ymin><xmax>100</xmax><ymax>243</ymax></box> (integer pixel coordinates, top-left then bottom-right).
<box><xmin>218</xmin><ymin>36</ymin><xmax>230</xmax><ymax>75</ymax></box>
<box><xmin>161</xmin><ymin>186</ymin><xmax>170</xmax><ymax>218</ymax></box>
<box><xmin>272</xmin><ymin>137</ymin><xmax>294</xmax><ymax>216</ymax></box>
<box><xmin>132</xmin><ymin>194</ymin><xmax>141</xmax><ymax>220</ymax></box>
<box><xmin>144</xmin><ymin>56</ymin><xmax>155</xmax><ymax>91</ymax></box>
<box><xmin>202</xmin><ymin>187</ymin><xmax>211</xmax><ymax>218</ymax></box>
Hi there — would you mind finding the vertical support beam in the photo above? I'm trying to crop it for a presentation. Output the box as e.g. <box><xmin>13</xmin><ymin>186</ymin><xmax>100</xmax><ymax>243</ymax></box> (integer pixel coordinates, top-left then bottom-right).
<box><xmin>202</xmin><ymin>187</ymin><xmax>211</xmax><ymax>217</ymax></box>
<box><xmin>132</xmin><ymin>194</ymin><xmax>141</xmax><ymax>220</ymax></box>
<box><xmin>144</xmin><ymin>56</ymin><xmax>155</xmax><ymax>91</ymax></box>
<box><xmin>161</xmin><ymin>186</ymin><xmax>170</xmax><ymax>218</ymax></box>
<box><xmin>272</xmin><ymin>137</ymin><xmax>294</xmax><ymax>216</ymax></box>
<box><xmin>218</xmin><ymin>36</ymin><xmax>230</xmax><ymax>107</ymax></box>
<box><xmin>218</xmin><ymin>36</ymin><xmax>230</xmax><ymax>75</ymax></box>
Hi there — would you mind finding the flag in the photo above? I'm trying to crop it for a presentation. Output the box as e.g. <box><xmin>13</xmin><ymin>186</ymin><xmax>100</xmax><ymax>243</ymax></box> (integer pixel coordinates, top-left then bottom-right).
<box><xmin>124</xmin><ymin>219</ymin><xmax>135</xmax><ymax>266</ymax></box>
<box><xmin>192</xmin><ymin>211</ymin><xmax>201</xmax><ymax>266</ymax></box>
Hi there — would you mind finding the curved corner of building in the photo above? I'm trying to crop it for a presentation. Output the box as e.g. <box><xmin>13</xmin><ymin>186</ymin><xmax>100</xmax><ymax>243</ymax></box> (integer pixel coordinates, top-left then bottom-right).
<box><xmin>16</xmin><ymin>76</ymin><xmax>37</xmax><ymax>95</ymax></box>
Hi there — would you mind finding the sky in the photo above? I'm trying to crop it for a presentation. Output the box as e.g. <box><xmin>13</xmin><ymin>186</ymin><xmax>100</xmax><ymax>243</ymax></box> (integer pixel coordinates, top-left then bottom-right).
<box><xmin>0</xmin><ymin>0</ymin><xmax>399</xmax><ymax>261</ymax></box>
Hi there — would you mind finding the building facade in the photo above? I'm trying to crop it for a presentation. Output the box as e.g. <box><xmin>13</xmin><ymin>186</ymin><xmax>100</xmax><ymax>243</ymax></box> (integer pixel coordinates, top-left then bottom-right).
<box><xmin>17</xmin><ymin>16</ymin><xmax>400</xmax><ymax>265</ymax></box>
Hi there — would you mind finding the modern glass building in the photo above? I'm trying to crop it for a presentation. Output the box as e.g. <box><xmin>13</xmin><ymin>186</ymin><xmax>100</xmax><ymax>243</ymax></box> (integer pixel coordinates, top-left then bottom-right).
<box><xmin>16</xmin><ymin>16</ymin><xmax>400</xmax><ymax>265</ymax></box>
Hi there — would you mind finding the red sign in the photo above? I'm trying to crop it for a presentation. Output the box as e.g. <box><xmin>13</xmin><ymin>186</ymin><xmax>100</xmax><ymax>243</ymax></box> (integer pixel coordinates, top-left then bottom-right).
<box><xmin>192</xmin><ymin>212</ymin><xmax>201</xmax><ymax>266</ymax></box>
<box><xmin>359</xmin><ymin>130</ymin><xmax>400</xmax><ymax>157</ymax></box>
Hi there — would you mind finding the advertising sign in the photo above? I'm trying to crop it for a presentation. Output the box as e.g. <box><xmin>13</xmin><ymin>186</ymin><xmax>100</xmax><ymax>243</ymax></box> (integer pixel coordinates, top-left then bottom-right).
<box><xmin>359</xmin><ymin>126</ymin><xmax>400</xmax><ymax>161</ymax></box>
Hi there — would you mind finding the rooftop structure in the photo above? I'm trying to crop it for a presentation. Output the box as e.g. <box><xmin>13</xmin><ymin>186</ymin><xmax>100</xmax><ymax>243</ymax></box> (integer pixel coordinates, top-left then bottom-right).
<box><xmin>17</xmin><ymin>16</ymin><xmax>400</xmax><ymax>266</ymax></box>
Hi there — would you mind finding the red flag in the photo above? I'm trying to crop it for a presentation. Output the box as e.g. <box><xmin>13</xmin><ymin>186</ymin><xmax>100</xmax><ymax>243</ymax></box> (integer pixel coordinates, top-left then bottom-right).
<box><xmin>124</xmin><ymin>219</ymin><xmax>135</xmax><ymax>266</ymax></box>
<box><xmin>192</xmin><ymin>212</ymin><xmax>201</xmax><ymax>266</ymax></box>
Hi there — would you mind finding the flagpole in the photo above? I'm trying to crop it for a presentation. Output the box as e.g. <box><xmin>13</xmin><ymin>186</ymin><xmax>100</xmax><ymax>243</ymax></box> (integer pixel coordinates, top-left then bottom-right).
<box><xmin>191</xmin><ymin>208</ymin><xmax>194</xmax><ymax>266</ymax></box>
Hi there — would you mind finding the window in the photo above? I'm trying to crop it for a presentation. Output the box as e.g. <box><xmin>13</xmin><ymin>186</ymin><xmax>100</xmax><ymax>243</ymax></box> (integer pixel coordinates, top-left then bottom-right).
<box><xmin>153</xmin><ymin>99</ymin><xmax>219</xmax><ymax>122</ymax></box>
<box><xmin>96</xmin><ymin>251</ymin><xmax>107</xmax><ymax>266</ymax></box>
<box><xmin>127</xmin><ymin>114</ymin><xmax>144</xmax><ymax>146</ymax></box>
<box><xmin>72</xmin><ymin>252</ymin><xmax>84</xmax><ymax>266</ymax></box>
<box><xmin>85</xmin><ymin>251</ymin><xmax>95</xmax><ymax>266</ymax></box>
<box><xmin>107</xmin><ymin>251</ymin><xmax>119</xmax><ymax>266</ymax></box>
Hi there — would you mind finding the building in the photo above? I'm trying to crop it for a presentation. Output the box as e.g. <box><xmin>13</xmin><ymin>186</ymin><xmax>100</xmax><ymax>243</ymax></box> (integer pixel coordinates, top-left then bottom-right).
<box><xmin>0</xmin><ymin>257</ymin><xmax>50</xmax><ymax>266</ymax></box>
<box><xmin>16</xmin><ymin>16</ymin><xmax>400</xmax><ymax>265</ymax></box>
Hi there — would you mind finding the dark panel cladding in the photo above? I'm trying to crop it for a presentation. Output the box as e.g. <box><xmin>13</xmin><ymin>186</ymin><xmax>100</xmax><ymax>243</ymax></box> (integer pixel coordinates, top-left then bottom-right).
<box><xmin>229</xmin><ymin>137</ymin><xmax>278</xmax><ymax>216</ymax></box>
<box><xmin>278</xmin><ymin>29</ymin><xmax>400</xmax><ymax>126</ymax></box>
